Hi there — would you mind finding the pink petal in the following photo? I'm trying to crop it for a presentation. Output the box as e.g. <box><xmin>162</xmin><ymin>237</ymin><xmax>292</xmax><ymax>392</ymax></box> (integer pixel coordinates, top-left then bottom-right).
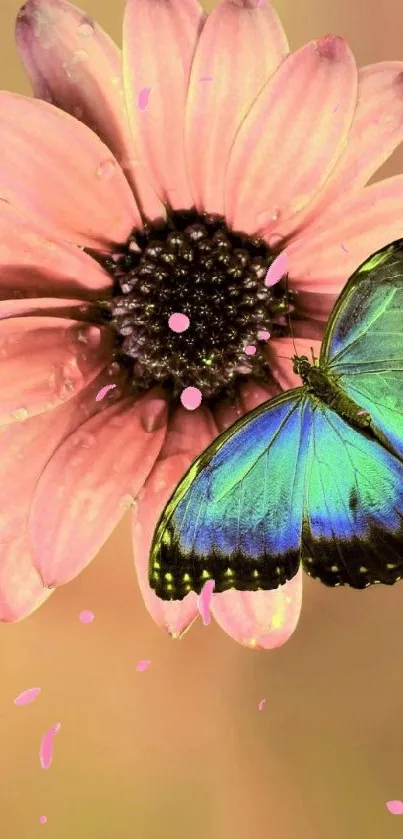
<box><xmin>386</xmin><ymin>801</ymin><xmax>403</xmax><ymax>815</ymax></box>
<box><xmin>287</xmin><ymin>174</ymin><xmax>403</xmax><ymax>293</ymax></box>
<box><xmin>0</xmin><ymin>201</ymin><xmax>112</xmax><ymax>300</ymax></box>
<box><xmin>0</xmin><ymin>92</ymin><xmax>140</xmax><ymax>247</ymax></box>
<box><xmin>132</xmin><ymin>404</ymin><xmax>218</xmax><ymax>638</ymax></box>
<box><xmin>211</xmin><ymin>568</ymin><xmax>303</xmax><ymax>649</ymax></box>
<box><xmin>268</xmin><ymin>337</ymin><xmax>322</xmax><ymax>390</ymax></box>
<box><xmin>29</xmin><ymin>389</ymin><xmax>168</xmax><ymax>587</ymax></box>
<box><xmin>277</xmin><ymin>61</ymin><xmax>403</xmax><ymax>239</ymax></box>
<box><xmin>197</xmin><ymin>579</ymin><xmax>215</xmax><ymax>626</ymax></box>
<box><xmin>0</xmin><ymin>535</ymin><xmax>53</xmax><ymax>622</ymax></box>
<box><xmin>16</xmin><ymin>0</ymin><xmax>164</xmax><ymax>221</ymax></box>
<box><xmin>264</xmin><ymin>251</ymin><xmax>288</xmax><ymax>287</ymax></box>
<box><xmin>225</xmin><ymin>36</ymin><xmax>357</xmax><ymax>235</ymax></box>
<box><xmin>40</xmin><ymin>723</ymin><xmax>61</xmax><ymax>769</ymax></box>
<box><xmin>14</xmin><ymin>687</ymin><xmax>41</xmax><ymax>706</ymax></box>
<box><xmin>136</xmin><ymin>659</ymin><xmax>151</xmax><ymax>672</ymax></box>
<box><xmin>0</xmin><ymin>317</ymin><xmax>112</xmax><ymax>426</ymax></box>
<box><xmin>185</xmin><ymin>0</ymin><xmax>288</xmax><ymax>214</ymax></box>
<box><xmin>258</xmin><ymin>699</ymin><xmax>266</xmax><ymax>711</ymax></box>
<box><xmin>123</xmin><ymin>0</ymin><xmax>205</xmax><ymax>210</ymax></box>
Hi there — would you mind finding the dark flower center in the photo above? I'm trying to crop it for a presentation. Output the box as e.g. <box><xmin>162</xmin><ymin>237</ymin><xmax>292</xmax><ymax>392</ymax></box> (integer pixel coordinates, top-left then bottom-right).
<box><xmin>87</xmin><ymin>209</ymin><xmax>295</xmax><ymax>402</ymax></box>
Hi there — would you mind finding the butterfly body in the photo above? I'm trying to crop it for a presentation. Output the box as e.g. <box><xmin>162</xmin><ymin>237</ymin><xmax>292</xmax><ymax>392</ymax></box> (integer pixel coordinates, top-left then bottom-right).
<box><xmin>149</xmin><ymin>240</ymin><xmax>403</xmax><ymax>600</ymax></box>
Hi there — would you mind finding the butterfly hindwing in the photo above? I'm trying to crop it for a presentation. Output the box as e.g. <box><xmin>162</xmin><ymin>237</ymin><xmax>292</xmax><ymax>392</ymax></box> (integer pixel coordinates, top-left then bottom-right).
<box><xmin>149</xmin><ymin>390</ymin><xmax>309</xmax><ymax>600</ymax></box>
<box><xmin>301</xmin><ymin>398</ymin><xmax>403</xmax><ymax>587</ymax></box>
<box><xmin>322</xmin><ymin>239</ymin><xmax>403</xmax><ymax>460</ymax></box>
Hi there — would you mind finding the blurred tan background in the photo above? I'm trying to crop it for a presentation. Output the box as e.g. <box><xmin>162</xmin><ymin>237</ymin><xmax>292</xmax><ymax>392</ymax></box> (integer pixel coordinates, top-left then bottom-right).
<box><xmin>2</xmin><ymin>0</ymin><xmax>403</xmax><ymax>837</ymax></box>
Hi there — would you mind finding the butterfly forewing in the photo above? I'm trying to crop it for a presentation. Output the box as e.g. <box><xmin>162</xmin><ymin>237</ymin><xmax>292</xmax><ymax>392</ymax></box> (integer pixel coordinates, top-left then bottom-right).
<box><xmin>149</xmin><ymin>390</ymin><xmax>308</xmax><ymax>600</ymax></box>
<box><xmin>322</xmin><ymin>238</ymin><xmax>403</xmax><ymax>460</ymax></box>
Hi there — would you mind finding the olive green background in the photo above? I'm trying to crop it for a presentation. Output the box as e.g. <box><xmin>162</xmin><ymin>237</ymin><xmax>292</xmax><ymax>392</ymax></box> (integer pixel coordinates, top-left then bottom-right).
<box><xmin>1</xmin><ymin>1</ymin><xmax>403</xmax><ymax>837</ymax></box>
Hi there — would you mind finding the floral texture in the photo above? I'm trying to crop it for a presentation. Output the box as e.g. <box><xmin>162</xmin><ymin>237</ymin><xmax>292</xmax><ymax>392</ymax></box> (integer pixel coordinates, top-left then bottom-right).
<box><xmin>1</xmin><ymin>0</ymin><xmax>403</xmax><ymax>648</ymax></box>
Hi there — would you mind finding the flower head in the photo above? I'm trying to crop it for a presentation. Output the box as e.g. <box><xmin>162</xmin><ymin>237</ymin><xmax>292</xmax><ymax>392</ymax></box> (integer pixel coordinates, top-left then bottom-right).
<box><xmin>1</xmin><ymin>0</ymin><xmax>403</xmax><ymax>648</ymax></box>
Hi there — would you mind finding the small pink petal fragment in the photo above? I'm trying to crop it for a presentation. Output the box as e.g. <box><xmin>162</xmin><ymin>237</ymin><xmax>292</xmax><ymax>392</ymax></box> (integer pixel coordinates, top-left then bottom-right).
<box><xmin>386</xmin><ymin>801</ymin><xmax>403</xmax><ymax>814</ymax></box>
<box><xmin>180</xmin><ymin>387</ymin><xmax>202</xmax><ymax>410</ymax></box>
<box><xmin>138</xmin><ymin>87</ymin><xmax>151</xmax><ymax>111</ymax></box>
<box><xmin>386</xmin><ymin>800</ymin><xmax>403</xmax><ymax>816</ymax></box>
<box><xmin>257</xmin><ymin>330</ymin><xmax>270</xmax><ymax>341</ymax></box>
<box><xmin>258</xmin><ymin>699</ymin><xmax>266</xmax><ymax>711</ymax></box>
<box><xmin>136</xmin><ymin>659</ymin><xmax>151</xmax><ymax>672</ymax></box>
<box><xmin>39</xmin><ymin>816</ymin><xmax>48</xmax><ymax>825</ymax></box>
<box><xmin>168</xmin><ymin>313</ymin><xmax>190</xmax><ymax>333</ymax></box>
<box><xmin>357</xmin><ymin>410</ymin><xmax>369</xmax><ymax>416</ymax></box>
<box><xmin>95</xmin><ymin>384</ymin><xmax>116</xmax><ymax>402</ymax></box>
<box><xmin>197</xmin><ymin>579</ymin><xmax>215</xmax><ymax>626</ymax></box>
<box><xmin>79</xmin><ymin>609</ymin><xmax>95</xmax><ymax>623</ymax></box>
<box><xmin>264</xmin><ymin>251</ymin><xmax>288</xmax><ymax>288</ymax></box>
<box><xmin>245</xmin><ymin>345</ymin><xmax>257</xmax><ymax>356</ymax></box>
<box><xmin>14</xmin><ymin>687</ymin><xmax>41</xmax><ymax>706</ymax></box>
<box><xmin>40</xmin><ymin>723</ymin><xmax>61</xmax><ymax>769</ymax></box>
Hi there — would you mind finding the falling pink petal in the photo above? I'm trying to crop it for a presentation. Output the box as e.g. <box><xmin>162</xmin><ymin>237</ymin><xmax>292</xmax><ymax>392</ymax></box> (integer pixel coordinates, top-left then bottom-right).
<box><xmin>180</xmin><ymin>386</ymin><xmax>202</xmax><ymax>410</ymax></box>
<box><xmin>258</xmin><ymin>699</ymin><xmax>266</xmax><ymax>711</ymax></box>
<box><xmin>386</xmin><ymin>801</ymin><xmax>403</xmax><ymax>815</ymax></box>
<box><xmin>138</xmin><ymin>87</ymin><xmax>151</xmax><ymax>111</ymax></box>
<box><xmin>168</xmin><ymin>313</ymin><xmax>190</xmax><ymax>333</ymax></box>
<box><xmin>197</xmin><ymin>579</ymin><xmax>215</xmax><ymax>626</ymax></box>
<box><xmin>14</xmin><ymin>687</ymin><xmax>41</xmax><ymax>706</ymax></box>
<box><xmin>257</xmin><ymin>330</ymin><xmax>270</xmax><ymax>341</ymax></box>
<box><xmin>264</xmin><ymin>251</ymin><xmax>288</xmax><ymax>287</ymax></box>
<box><xmin>357</xmin><ymin>409</ymin><xmax>369</xmax><ymax>416</ymax></box>
<box><xmin>40</xmin><ymin>723</ymin><xmax>61</xmax><ymax>769</ymax></box>
<box><xmin>39</xmin><ymin>816</ymin><xmax>48</xmax><ymax>825</ymax></box>
<box><xmin>95</xmin><ymin>383</ymin><xmax>116</xmax><ymax>402</ymax></box>
<box><xmin>79</xmin><ymin>609</ymin><xmax>95</xmax><ymax>623</ymax></box>
<box><xmin>245</xmin><ymin>345</ymin><xmax>257</xmax><ymax>356</ymax></box>
<box><xmin>136</xmin><ymin>659</ymin><xmax>151</xmax><ymax>672</ymax></box>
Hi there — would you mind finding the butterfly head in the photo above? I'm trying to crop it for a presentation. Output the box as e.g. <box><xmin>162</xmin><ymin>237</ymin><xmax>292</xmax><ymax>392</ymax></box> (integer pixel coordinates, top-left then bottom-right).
<box><xmin>292</xmin><ymin>354</ymin><xmax>312</xmax><ymax>383</ymax></box>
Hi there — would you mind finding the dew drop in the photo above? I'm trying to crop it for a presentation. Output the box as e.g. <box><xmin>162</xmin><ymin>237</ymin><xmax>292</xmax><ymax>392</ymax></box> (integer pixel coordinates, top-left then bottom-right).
<box><xmin>11</xmin><ymin>407</ymin><xmax>29</xmax><ymax>422</ymax></box>
<box><xmin>180</xmin><ymin>386</ymin><xmax>202</xmax><ymax>410</ymax></box>
<box><xmin>168</xmin><ymin>313</ymin><xmax>190</xmax><ymax>333</ymax></box>
<box><xmin>96</xmin><ymin>159</ymin><xmax>117</xmax><ymax>181</ymax></box>
<box><xmin>78</xmin><ymin>18</ymin><xmax>95</xmax><ymax>36</ymax></box>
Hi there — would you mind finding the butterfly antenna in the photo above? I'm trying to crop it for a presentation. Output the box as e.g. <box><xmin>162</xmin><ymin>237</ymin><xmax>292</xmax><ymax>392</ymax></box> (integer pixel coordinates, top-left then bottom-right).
<box><xmin>284</xmin><ymin>271</ymin><xmax>298</xmax><ymax>358</ymax></box>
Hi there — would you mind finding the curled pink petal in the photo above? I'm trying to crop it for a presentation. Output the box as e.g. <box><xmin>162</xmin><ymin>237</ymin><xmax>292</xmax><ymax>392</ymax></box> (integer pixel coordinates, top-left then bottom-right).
<box><xmin>14</xmin><ymin>687</ymin><xmax>41</xmax><ymax>706</ymax></box>
<box><xmin>264</xmin><ymin>251</ymin><xmax>288</xmax><ymax>287</ymax></box>
<box><xmin>197</xmin><ymin>579</ymin><xmax>215</xmax><ymax>626</ymax></box>
<box><xmin>136</xmin><ymin>659</ymin><xmax>151</xmax><ymax>672</ymax></box>
<box><xmin>95</xmin><ymin>383</ymin><xmax>116</xmax><ymax>402</ymax></box>
<box><xmin>40</xmin><ymin>723</ymin><xmax>61</xmax><ymax>769</ymax></box>
<box><xmin>258</xmin><ymin>699</ymin><xmax>266</xmax><ymax>711</ymax></box>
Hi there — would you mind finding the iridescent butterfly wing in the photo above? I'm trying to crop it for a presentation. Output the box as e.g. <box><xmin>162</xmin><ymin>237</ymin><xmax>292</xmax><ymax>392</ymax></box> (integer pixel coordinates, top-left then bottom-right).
<box><xmin>149</xmin><ymin>239</ymin><xmax>403</xmax><ymax>599</ymax></box>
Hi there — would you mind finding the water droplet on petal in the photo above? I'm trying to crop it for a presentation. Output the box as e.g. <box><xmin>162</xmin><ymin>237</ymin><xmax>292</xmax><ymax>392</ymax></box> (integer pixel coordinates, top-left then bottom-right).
<box><xmin>78</xmin><ymin>17</ymin><xmax>95</xmax><ymax>36</ymax></box>
<box><xmin>96</xmin><ymin>159</ymin><xmax>118</xmax><ymax>181</ymax></box>
<box><xmin>11</xmin><ymin>407</ymin><xmax>29</xmax><ymax>422</ymax></box>
<box><xmin>106</xmin><ymin>361</ymin><xmax>121</xmax><ymax>377</ymax></box>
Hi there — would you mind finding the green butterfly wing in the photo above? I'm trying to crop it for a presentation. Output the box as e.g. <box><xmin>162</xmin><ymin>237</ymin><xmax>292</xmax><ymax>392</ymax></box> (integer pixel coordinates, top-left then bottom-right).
<box><xmin>321</xmin><ymin>239</ymin><xmax>403</xmax><ymax>460</ymax></box>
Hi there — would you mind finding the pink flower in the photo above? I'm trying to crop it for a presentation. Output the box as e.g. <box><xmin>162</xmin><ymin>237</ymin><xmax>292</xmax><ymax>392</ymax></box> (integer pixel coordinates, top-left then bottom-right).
<box><xmin>1</xmin><ymin>0</ymin><xmax>403</xmax><ymax>649</ymax></box>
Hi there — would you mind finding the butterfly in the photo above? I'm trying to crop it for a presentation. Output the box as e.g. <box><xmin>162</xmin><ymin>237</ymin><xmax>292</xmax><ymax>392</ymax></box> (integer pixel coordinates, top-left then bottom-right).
<box><xmin>149</xmin><ymin>239</ymin><xmax>403</xmax><ymax>601</ymax></box>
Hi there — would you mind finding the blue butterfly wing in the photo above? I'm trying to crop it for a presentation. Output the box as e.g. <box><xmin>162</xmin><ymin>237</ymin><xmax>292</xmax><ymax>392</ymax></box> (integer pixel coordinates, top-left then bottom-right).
<box><xmin>301</xmin><ymin>401</ymin><xmax>403</xmax><ymax>588</ymax></box>
<box><xmin>322</xmin><ymin>239</ymin><xmax>403</xmax><ymax>460</ymax></box>
<box><xmin>149</xmin><ymin>390</ymin><xmax>310</xmax><ymax>600</ymax></box>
